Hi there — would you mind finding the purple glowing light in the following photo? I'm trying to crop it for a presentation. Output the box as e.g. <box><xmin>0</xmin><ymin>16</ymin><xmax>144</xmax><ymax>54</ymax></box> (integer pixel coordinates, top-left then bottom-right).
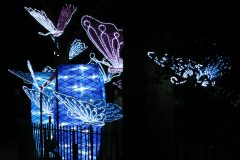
<box><xmin>81</xmin><ymin>15</ymin><xmax>124</xmax><ymax>73</ymax></box>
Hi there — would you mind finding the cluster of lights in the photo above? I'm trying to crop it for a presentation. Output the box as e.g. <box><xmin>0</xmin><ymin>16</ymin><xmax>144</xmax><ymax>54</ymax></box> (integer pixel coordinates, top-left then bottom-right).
<box><xmin>9</xmin><ymin>4</ymin><xmax>124</xmax><ymax>160</ymax></box>
<box><xmin>148</xmin><ymin>51</ymin><xmax>230</xmax><ymax>87</ymax></box>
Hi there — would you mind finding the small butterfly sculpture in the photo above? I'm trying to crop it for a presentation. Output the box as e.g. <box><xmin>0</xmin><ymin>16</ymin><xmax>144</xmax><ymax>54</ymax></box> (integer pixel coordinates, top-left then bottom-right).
<box><xmin>148</xmin><ymin>51</ymin><xmax>231</xmax><ymax>87</ymax></box>
<box><xmin>54</xmin><ymin>91</ymin><xmax>123</xmax><ymax>126</ymax></box>
<box><xmin>25</xmin><ymin>4</ymin><xmax>77</xmax><ymax>38</ymax></box>
<box><xmin>81</xmin><ymin>15</ymin><xmax>124</xmax><ymax>73</ymax></box>
<box><xmin>69</xmin><ymin>39</ymin><xmax>88</xmax><ymax>60</ymax></box>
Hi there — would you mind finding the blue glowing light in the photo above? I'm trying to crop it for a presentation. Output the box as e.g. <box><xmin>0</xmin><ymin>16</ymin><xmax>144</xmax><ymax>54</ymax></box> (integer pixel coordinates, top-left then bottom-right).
<box><xmin>55</xmin><ymin>65</ymin><xmax>122</xmax><ymax>160</ymax></box>
<box><xmin>23</xmin><ymin>86</ymin><xmax>55</xmax><ymax>124</ymax></box>
<box><xmin>26</xmin><ymin>71</ymin><xmax>56</xmax><ymax>124</ymax></box>
<box><xmin>148</xmin><ymin>51</ymin><xmax>231</xmax><ymax>87</ymax></box>
<box><xmin>59</xmin><ymin>125</ymin><xmax>102</xmax><ymax>160</ymax></box>
<box><xmin>69</xmin><ymin>39</ymin><xmax>88</xmax><ymax>60</ymax></box>
<box><xmin>57</xmin><ymin>64</ymin><xmax>106</xmax><ymax>126</ymax></box>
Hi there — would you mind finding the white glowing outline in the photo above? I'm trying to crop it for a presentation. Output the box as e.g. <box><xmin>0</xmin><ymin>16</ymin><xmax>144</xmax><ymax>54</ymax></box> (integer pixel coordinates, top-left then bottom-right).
<box><xmin>23</xmin><ymin>86</ymin><xmax>54</xmax><ymax>116</ymax></box>
<box><xmin>24</xmin><ymin>4</ymin><xmax>77</xmax><ymax>37</ymax></box>
<box><xmin>88</xmin><ymin>53</ymin><xmax>121</xmax><ymax>83</ymax></box>
<box><xmin>81</xmin><ymin>15</ymin><xmax>124</xmax><ymax>73</ymax></box>
<box><xmin>54</xmin><ymin>91</ymin><xmax>123</xmax><ymax>126</ymax></box>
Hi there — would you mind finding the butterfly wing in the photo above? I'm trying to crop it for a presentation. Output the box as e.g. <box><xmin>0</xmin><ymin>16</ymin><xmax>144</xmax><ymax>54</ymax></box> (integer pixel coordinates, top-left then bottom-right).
<box><xmin>24</xmin><ymin>7</ymin><xmax>57</xmax><ymax>34</ymax></box>
<box><xmin>8</xmin><ymin>69</ymin><xmax>33</xmax><ymax>84</ymax></box>
<box><xmin>23</xmin><ymin>86</ymin><xmax>55</xmax><ymax>115</ymax></box>
<box><xmin>56</xmin><ymin>4</ymin><xmax>77</xmax><ymax>31</ymax></box>
<box><xmin>69</xmin><ymin>39</ymin><xmax>88</xmax><ymax>60</ymax></box>
<box><xmin>54</xmin><ymin>91</ymin><xmax>105</xmax><ymax>125</ymax></box>
<box><xmin>81</xmin><ymin>15</ymin><xmax>124</xmax><ymax>73</ymax></box>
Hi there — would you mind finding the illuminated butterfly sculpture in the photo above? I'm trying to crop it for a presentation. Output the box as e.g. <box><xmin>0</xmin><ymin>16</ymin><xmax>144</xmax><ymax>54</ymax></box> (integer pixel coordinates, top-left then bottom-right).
<box><xmin>81</xmin><ymin>15</ymin><xmax>124</xmax><ymax>77</ymax></box>
<box><xmin>54</xmin><ymin>91</ymin><xmax>123</xmax><ymax>126</ymax></box>
<box><xmin>24</xmin><ymin>4</ymin><xmax>77</xmax><ymax>39</ymax></box>
<box><xmin>147</xmin><ymin>51</ymin><xmax>231</xmax><ymax>87</ymax></box>
<box><xmin>69</xmin><ymin>38</ymin><xmax>88</xmax><ymax>60</ymax></box>
<box><xmin>10</xmin><ymin>5</ymin><xmax>124</xmax><ymax>159</ymax></box>
<box><xmin>8</xmin><ymin>61</ymin><xmax>56</xmax><ymax>123</ymax></box>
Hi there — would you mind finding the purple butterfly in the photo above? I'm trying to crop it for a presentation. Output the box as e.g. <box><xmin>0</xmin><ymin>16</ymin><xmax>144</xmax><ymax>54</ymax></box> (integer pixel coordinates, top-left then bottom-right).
<box><xmin>25</xmin><ymin>4</ymin><xmax>77</xmax><ymax>37</ymax></box>
<box><xmin>81</xmin><ymin>15</ymin><xmax>124</xmax><ymax>73</ymax></box>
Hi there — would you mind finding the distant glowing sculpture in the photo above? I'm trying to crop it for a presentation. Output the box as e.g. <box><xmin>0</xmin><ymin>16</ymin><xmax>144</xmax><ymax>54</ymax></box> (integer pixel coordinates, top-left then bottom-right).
<box><xmin>24</xmin><ymin>4</ymin><xmax>77</xmax><ymax>38</ymax></box>
<box><xmin>81</xmin><ymin>15</ymin><xmax>124</xmax><ymax>73</ymax></box>
<box><xmin>69</xmin><ymin>38</ymin><xmax>88</xmax><ymax>60</ymax></box>
<box><xmin>148</xmin><ymin>51</ymin><xmax>230</xmax><ymax>87</ymax></box>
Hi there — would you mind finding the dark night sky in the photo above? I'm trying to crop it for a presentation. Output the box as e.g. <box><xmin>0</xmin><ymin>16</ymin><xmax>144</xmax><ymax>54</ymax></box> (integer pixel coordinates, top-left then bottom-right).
<box><xmin>2</xmin><ymin>0</ymin><xmax>240</xmax><ymax>158</ymax></box>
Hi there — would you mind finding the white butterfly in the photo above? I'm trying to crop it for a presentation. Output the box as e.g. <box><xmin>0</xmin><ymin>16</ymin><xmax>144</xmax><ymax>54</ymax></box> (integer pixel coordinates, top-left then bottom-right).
<box><xmin>54</xmin><ymin>91</ymin><xmax>123</xmax><ymax>126</ymax></box>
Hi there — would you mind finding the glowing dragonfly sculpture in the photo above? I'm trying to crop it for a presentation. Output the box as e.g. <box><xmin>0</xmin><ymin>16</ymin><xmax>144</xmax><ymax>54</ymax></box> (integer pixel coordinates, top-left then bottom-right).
<box><xmin>24</xmin><ymin>4</ymin><xmax>77</xmax><ymax>40</ymax></box>
<box><xmin>148</xmin><ymin>51</ymin><xmax>231</xmax><ymax>87</ymax></box>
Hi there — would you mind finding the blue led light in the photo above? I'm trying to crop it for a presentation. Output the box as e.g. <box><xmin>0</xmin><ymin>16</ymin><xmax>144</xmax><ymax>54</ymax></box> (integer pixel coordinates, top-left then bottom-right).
<box><xmin>57</xmin><ymin>64</ymin><xmax>106</xmax><ymax>126</ymax></box>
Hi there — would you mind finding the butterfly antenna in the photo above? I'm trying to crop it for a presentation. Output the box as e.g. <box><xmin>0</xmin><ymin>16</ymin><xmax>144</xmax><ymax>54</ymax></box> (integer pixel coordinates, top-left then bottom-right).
<box><xmin>27</xmin><ymin>60</ymin><xmax>40</xmax><ymax>91</ymax></box>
